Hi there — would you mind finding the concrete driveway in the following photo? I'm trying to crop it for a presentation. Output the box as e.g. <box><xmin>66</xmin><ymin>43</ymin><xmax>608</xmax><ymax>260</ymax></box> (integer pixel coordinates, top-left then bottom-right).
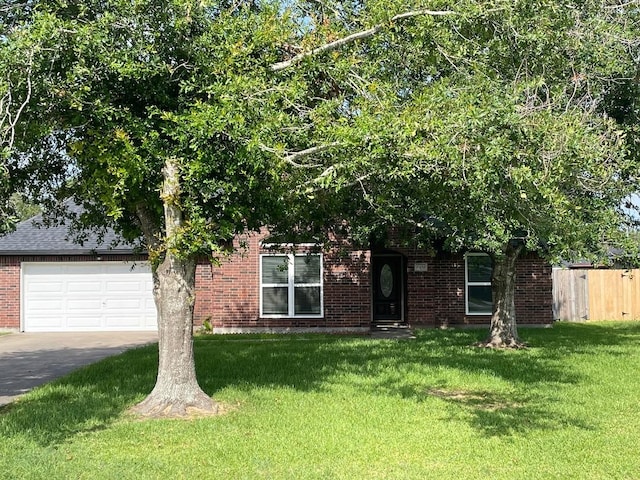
<box><xmin>0</xmin><ymin>331</ymin><xmax>158</xmax><ymax>406</ymax></box>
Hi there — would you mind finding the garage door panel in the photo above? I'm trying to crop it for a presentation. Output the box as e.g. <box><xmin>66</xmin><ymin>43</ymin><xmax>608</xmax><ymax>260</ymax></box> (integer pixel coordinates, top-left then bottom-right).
<box><xmin>144</xmin><ymin>318</ymin><xmax>157</xmax><ymax>328</ymax></box>
<box><xmin>26</xmin><ymin>281</ymin><xmax>64</xmax><ymax>293</ymax></box>
<box><xmin>28</xmin><ymin>299</ymin><xmax>64</xmax><ymax>310</ymax></box>
<box><xmin>106</xmin><ymin>281</ymin><xmax>146</xmax><ymax>293</ymax></box>
<box><xmin>24</xmin><ymin>264</ymin><xmax>58</xmax><ymax>275</ymax></box>
<box><xmin>23</xmin><ymin>262</ymin><xmax>157</xmax><ymax>332</ymax></box>
<box><xmin>68</xmin><ymin>299</ymin><xmax>103</xmax><ymax>310</ymax></box>
<box><xmin>104</xmin><ymin>298</ymin><xmax>146</xmax><ymax>310</ymax></box>
<box><xmin>104</xmin><ymin>315</ymin><xmax>148</xmax><ymax>328</ymax></box>
<box><xmin>67</xmin><ymin>281</ymin><xmax>102</xmax><ymax>293</ymax></box>
<box><xmin>26</xmin><ymin>317</ymin><xmax>64</xmax><ymax>330</ymax></box>
<box><xmin>67</xmin><ymin>315</ymin><xmax>103</xmax><ymax>328</ymax></box>
<box><xmin>65</xmin><ymin>264</ymin><xmax>102</xmax><ymax>275</ymax></box>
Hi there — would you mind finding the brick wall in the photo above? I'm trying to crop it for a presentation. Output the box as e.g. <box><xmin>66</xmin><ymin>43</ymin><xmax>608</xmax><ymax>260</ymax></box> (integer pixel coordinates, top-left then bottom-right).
<box><xmin>393</xmin><ymin>250</ymin><xmax>553</xmax><ymax>327</ymax></box>
<box><xmin>0</xmin><ymin>242</ymin><xmax>553</xmax><ymax>332</ymax></box>
<box><xmin>194</xmin><ymin>232</ymin><xmax>261</xmax><ymax>329</ymax></box>
<box><xmin>322</xmin><ymin>246</ymin><xmax>371</xmax><ymax>328</ymax></box>
<box><xmin>514</xmin><ymin>253</ymin><xmax>554</xmax><ymax>325</ymax></box>
<box><xmin>0</xmin><ymin>257</ymin><xmax>20</xmax><ymax>329</ymax></box>
<box><xmin>195</xmin><ymin>235</ymin><xmax>552</xmax><ymax>330</ymax></box>
<box><xmin>193</xmin><ymin>231</ymin><xmax>372</xmax><ymax>331</ymax></box>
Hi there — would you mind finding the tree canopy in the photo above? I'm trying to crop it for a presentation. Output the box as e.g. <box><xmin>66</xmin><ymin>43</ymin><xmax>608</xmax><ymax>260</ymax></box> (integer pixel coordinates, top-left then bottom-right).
<box><xmin>2</xmin><ymin>0</ymin><xmax>336</xmax><ymax>416</ymax></box>
<box><xmin>290</xmin><ymin>0</ymin><xmax>639</xmax><ymax>345</ymax></box>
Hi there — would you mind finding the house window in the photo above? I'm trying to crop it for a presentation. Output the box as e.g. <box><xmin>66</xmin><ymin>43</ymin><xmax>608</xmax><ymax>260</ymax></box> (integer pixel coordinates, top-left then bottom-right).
<box><xmin>465</xmin><ymin>253</ymin><xmax>493</xmax><ymax>315</ymax></box>
<box><xmin>260</xmin><ymin>254</ymin><xmax>323</xmax><ymax>317</ymax></box>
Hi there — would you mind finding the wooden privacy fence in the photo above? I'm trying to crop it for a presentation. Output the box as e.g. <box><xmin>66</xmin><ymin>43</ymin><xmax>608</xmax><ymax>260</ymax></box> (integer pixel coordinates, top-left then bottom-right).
<box><xmin>553</xmin><ymin>268</ymin><xmax>640</xmax><ymax>321</ymax></box>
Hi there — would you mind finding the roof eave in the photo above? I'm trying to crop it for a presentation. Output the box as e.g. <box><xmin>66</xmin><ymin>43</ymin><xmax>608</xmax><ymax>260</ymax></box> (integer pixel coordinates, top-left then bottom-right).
<box><xmin>0</xmin><ymin>249</ymin><xmax>145</xmax><ymax>256</ymax></box>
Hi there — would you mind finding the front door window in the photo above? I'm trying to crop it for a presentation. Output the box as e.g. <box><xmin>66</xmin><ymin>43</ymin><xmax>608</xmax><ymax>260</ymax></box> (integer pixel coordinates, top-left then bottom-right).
<box><xmin>380</xmin><ymin>264</ymin><xmax>394</xmax><ymax>298</ymax></box>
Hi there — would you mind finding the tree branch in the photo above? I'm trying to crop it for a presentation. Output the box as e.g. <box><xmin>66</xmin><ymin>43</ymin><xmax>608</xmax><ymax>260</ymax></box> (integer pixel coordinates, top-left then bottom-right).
<box><xmin>135</xmin><ymin>202</ymin><xmax>162</xmax><ymax>252</ymax></box>
<box><xmin>270</xmin><ymin>9</ymin><xmax>455</xmax><ymax>72</ymax></box>
<box><xmin>304</xmin><ymin>167</ymin><xmax>373</xmax><ymax>194</ymax></box>
<box><xmin>283</xmin><ymin>142</ymin><xmax>341</xmax><ymax>166</ymax></box>
<box><xmin>304</xmin><ymin>163</ymin><xmax>341</xmax><ymax>186</ymax></box>
<box><xmin>604</xmin><ymin>1</ymin><xmax>640</xmax><ymax>9</ymax></box>
<box><xmin>259</xmin><ymin>141</ymin><xmax>342</xmax><ymax>167</ymax></box>
<box><xmin>1</xmin><ymin>57</ymin><xmax>33</xmax><ymax>152</ymax></box>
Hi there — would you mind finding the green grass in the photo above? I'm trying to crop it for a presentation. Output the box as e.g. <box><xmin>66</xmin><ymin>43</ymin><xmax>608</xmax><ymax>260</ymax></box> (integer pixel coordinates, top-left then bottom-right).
<box><xmin>1</xmin><ymin>322</ymin><xmax>640</xmax><ymax>479</ymax></box>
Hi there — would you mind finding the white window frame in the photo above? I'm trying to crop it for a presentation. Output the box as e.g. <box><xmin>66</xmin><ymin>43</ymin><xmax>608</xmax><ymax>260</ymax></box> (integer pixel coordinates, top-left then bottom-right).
<box><xmin>465</xmin><ymin>253</ymin><xmax>493</xmax><ymax>315</ymax></box>
<box><xmin>260</xmin><ymin>253</ymin><xmax>324</xmax><ymax>318</ymax></box>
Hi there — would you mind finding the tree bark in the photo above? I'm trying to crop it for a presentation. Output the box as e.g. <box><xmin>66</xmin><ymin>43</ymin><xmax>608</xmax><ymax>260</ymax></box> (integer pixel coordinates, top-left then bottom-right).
<box><xmin>479</xmin><ymin>242</ymin><xmax>526</xmax><ymax>349</ymax></box>
<box><xmin>130</xmin><ymin>158</ymin><xmax>218</xmax><ymax>417</ymax></box>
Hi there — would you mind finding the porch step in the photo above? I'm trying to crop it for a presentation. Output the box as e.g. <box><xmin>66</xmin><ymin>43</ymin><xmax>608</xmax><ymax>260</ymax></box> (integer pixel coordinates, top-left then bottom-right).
<box><xmin>370</xmin><ymin>324</ymin><xmax>416</xmax><ymax>340</ymax></box>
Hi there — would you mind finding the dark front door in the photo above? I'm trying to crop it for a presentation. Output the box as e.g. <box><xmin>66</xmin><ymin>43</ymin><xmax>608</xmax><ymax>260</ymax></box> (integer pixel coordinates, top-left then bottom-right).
<box><xmin>372</xmin><ymin>255</ymin><xmax>404</xmax><ymax>323</ymax></box>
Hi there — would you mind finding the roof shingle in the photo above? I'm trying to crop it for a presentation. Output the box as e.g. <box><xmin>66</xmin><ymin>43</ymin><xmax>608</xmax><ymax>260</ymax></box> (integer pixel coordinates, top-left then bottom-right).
<box><xmin>0</xmin><ymin>205</ymin><xmax>140</xmax><ymax>255</ymax></box>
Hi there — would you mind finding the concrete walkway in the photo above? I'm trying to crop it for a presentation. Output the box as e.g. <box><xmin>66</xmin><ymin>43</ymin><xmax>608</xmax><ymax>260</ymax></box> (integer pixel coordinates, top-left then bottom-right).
<box><xmin>0</xmin><ymin>331</ymin><xmax>157</xmax><ymax>406</ymax></box>
<box><xmin>370</xmin><ymin>325</ymin><xmax>416</xmax><ymax>339</ymax></box>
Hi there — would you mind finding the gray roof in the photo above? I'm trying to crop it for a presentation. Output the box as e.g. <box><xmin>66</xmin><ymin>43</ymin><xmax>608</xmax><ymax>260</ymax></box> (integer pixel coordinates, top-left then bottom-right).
<box><xmin>0</xmin><ymin>207</ymin><xmax>141</xmax><ymax>256</ymax></box>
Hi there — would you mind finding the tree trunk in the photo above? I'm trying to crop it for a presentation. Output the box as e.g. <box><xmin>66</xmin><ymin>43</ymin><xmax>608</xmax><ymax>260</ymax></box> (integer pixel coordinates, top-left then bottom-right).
<box><xmin>130</xmin><ymin>158</ymin><xmax>218</xmax><ymax>417</ymax></box>
<box><xmin>479</xmin><ymin>242</ymin><xmax>526</xmax><ymax>348</ymax></box>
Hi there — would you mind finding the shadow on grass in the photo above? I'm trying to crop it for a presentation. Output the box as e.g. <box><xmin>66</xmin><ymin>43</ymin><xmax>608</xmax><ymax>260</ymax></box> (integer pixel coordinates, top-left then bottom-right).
<box><xmin>422</xmin><ymin>387</ymin><xmax>595</xmax><ymax>436</ymax></box>
<box><xmin>193</xmin><ymin>327</ymin><xmax>598</xmax><ymax>438</ymax></box>
<box><xmin>1</xmin><ymin>322</ymin><xmax>639</xmax><ymax>446</ymax></box>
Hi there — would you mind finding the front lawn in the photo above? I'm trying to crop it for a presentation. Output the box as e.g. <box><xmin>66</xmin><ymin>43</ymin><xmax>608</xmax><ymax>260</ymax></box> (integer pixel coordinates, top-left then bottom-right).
<box><xmin>1</xmin><ymin>322</ymin><xmax>639</xmax><ymax>479</ymax></box>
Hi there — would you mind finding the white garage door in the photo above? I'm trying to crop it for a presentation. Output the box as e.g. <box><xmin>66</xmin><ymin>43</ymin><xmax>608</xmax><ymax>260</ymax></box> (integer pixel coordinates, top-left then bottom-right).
<box><xmin>22</xmin><ymin>262</ymin><xmax>157</xmax><ymax>332</ymax></box>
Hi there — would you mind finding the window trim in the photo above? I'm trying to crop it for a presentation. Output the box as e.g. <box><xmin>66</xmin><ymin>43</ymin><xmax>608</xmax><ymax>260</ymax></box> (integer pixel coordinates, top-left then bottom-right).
<box><xmin>260</xmin><ymin>253</ymin><xmax>324</xmax><ymax>318</ymax></box>
<box><xmin>465</xmin><ymin>253</ymin><xmax>493</xmax><ymax>316</ymax></box>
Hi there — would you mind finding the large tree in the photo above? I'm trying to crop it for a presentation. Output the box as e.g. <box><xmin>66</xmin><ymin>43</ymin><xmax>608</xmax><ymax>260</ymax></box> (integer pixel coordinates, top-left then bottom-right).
<box><xmin>3</xmin><ymin>0</ymin><xmax>312</xmax><ymax>417</ymax></box>
<box><xmin>2</xmin><ymin>0</ymin><xmax>458</xmax><ymax>416</ymax></box>
<box><xmin>275</xmin><ymin>0</ymin><xmax>638</xmax><ymax>347</ymax></box>
<box><xmin>332</xmin><ymin>0</ymin><xmax>639</xmax><ymax>347</ymax></box>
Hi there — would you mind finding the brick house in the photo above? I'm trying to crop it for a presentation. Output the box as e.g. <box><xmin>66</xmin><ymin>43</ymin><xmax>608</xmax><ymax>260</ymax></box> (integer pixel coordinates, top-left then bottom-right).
<box><xmin>196</xmin><ymin>230</ymin><xmax>553</xmax><ymax>333</ymax></box>
<box><xmin>0</xmin><ymin>213</ymin><xmax>553</xmax><ymax>332</ymax></box>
